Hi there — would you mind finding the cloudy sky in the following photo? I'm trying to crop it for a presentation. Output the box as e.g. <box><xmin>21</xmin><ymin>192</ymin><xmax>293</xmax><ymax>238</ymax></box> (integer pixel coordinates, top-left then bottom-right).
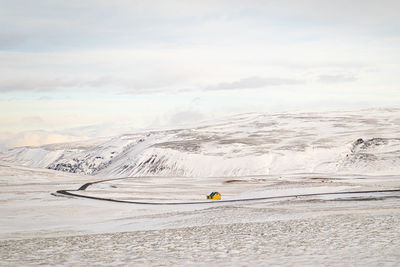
<box><xmin>1</xmin><ymin>0</ymin><xmax>400</xmax><ymax>147</ymax></box>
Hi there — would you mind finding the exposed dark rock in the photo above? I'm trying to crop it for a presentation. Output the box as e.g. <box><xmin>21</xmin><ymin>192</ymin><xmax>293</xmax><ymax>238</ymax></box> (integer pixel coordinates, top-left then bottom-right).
<box><xmin>354</xmin><ymin>138</ymin><xmax>364</xmax><ymax>145</ymax></box>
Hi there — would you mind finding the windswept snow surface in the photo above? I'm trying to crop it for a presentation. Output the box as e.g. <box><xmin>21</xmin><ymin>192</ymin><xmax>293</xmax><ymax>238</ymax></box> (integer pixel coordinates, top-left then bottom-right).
<box><xmin>1</xmin><ymin>108</ymin><xmax>400</xmax><ymax>266</ymax></box>
<box><xmin>1</xmin><ymin>163</ymin><xmax>400</xmax><ymax>266</ymax></box>
<box><xmin>2</xmin><ymin>108</ymin><xmax>400</xmax><ymax>177</ymax></box>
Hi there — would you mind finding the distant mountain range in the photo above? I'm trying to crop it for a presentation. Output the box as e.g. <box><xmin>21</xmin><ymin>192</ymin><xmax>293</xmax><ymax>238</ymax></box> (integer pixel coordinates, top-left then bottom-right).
<box><xmin>2</xmin><ymin>109</ymin><xmax>400</xmax><ymax>177</ymax></box>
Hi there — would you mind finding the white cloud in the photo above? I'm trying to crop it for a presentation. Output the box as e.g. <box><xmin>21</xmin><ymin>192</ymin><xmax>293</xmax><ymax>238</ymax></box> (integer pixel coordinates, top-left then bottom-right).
<box><xmin>0</xmin><ymin>75</ymin><xmax>182</xmax><ymax>93</ymax></box>
<box><xmin>318</xmin><ymin>74</ymin><xmax>357</xmax><ymax>84</ymax></box>
<box><xmin>206</xmin><ymin>76</ymin><xmax>304</xmax><ymax>91</ymax></box>
<box><xmin>20</xmin><ymin>116</ymin><xmax>44</xmax><ymax>126</ymax></box>
<box><xmin>168</xmin><ymin>110</ymin><xmax>207</xmax><ymax>126</ymax></box>
<box><xmin>0</xmin><ymin>130</ymin><xmax>84</xmax><ymax>148</ymax></box>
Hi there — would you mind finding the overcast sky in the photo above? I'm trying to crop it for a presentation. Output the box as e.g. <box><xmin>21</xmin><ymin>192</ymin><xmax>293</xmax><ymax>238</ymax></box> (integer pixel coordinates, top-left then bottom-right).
<box><xmin>1</xmin><ymin>0</ymin><xmax>400</xmax><ymax>147</ymax></box>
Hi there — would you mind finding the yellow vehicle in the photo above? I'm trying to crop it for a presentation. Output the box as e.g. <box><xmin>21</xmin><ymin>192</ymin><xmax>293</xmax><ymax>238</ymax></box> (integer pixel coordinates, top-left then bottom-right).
<box><xmin>207</xmin><ymin>192</ymin><xmax>221</xmax><ymax>200</ymax></box>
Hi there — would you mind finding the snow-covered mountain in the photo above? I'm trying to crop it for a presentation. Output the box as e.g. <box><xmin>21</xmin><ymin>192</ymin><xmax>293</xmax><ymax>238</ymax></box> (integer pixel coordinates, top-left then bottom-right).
<box><xmin>2</xmin><ymin>108</ymin><xmax>400</xmax><ymax>177</ymax></box>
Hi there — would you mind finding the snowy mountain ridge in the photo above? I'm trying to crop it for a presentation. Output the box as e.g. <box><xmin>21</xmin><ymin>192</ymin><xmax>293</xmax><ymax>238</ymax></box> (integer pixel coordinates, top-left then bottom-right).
<box><xmin>2</xmin><ymin>109</ymin><xmax>400</xmax><ymax>177</ymax></box>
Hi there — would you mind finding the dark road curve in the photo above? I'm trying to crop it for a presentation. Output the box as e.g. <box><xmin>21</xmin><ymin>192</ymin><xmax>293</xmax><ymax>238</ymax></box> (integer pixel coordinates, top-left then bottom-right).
<box><xmin>54</xmin><ymin>177</ymin><xmax>400</xmax><ymax>205</ymax></box>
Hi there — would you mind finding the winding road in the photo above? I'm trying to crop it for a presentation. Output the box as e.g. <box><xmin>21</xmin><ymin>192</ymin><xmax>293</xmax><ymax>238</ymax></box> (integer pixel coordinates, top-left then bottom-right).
<box><xmin>54</xmin><ymin>177</ymin><xmax>400</xmax><ymax>205</ymax></box>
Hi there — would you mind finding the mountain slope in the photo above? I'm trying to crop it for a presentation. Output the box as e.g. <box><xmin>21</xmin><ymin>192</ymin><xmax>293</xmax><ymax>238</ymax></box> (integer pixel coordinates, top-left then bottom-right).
<box><xmin>2</xmin><ymin>108</ymin><xmax>400</xmax><ymax>177</ymax></box>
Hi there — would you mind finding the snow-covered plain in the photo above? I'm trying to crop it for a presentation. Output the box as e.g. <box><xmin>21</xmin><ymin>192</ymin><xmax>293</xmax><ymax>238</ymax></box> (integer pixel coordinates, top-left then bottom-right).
<box><xmin>1</xmin><ymin>108</ymin><xmax>400</xmax><ymax>266</ymax></box>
